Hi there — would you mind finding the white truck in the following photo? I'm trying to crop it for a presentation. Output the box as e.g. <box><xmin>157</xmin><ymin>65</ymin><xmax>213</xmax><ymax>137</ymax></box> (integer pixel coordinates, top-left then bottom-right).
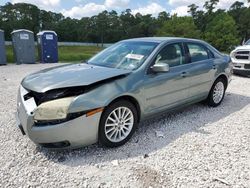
<box><xmin>230</xmin><ymin>39</ymin><xmax>250</xmax><ymax>76</ymax></box>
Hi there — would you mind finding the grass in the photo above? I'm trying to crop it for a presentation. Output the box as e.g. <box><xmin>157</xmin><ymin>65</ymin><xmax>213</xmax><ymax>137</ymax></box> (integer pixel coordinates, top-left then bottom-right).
<box><xmin>58</xmin><ymin>46</ymin><xmax>102</xmax><ymax>62</ymax></box>
<box><xmin>6</xmin><ymin>45</ymin><xmax>104</xmax><ymax>63</ymax></box>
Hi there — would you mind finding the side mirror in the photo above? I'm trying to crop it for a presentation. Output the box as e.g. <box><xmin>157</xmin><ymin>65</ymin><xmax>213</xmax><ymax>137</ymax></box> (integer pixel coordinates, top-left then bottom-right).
<box><xmin>151</xmin><ymin>63</ymin><xmax>169</xmax><ymax>73</ymax></box>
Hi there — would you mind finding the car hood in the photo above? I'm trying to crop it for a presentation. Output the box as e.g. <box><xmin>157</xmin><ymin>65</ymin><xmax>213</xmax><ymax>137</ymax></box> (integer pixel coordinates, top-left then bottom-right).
<box><xmin>22</xmin><ymin>64</ymin><xmax>131</xmax><ymax>93</ymax></box>
<box><xmin>234</xmin><ymin>45</ymin><xmax>250</xmax><ymax>51</ymax></box>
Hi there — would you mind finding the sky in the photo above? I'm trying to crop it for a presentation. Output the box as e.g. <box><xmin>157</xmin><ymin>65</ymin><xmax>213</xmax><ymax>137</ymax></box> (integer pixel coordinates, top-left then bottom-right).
<box><xmin>1</xmin><ymin>0</ymin><xmax>249</xmax><ymax>19</ymax></box>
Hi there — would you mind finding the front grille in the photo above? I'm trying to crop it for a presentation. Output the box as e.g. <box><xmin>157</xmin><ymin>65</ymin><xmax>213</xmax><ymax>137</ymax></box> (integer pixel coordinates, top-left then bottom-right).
<box><xmin>235</xmin><ymin>51</ymin><xmax>250</xmax><ymax>60</ymax></box>
<box><xmin>245</xmin><ymin>64</ymin><xmax>250</xmax><ymax>69</ymax></box>
<box><xmin>236</xmin><ymin>56</ymin><xmax>249</xmax><ymax>60</ymax></box>
<box><xmin>234</xmin><ymin>65</ymin><xmax>242</xmax><ymax>68</ymax></box>
<box><xmin>236</xmin><ymin>51</ymin><xmax>250</xmax><ymax>55</ymax></box>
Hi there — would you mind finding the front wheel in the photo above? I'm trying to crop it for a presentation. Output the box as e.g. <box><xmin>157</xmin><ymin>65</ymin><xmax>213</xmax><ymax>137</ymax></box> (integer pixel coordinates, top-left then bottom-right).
<box><xmin>207</xmin><ymin>78</ymin><xmax>226</xmax><ymax>107</ymax></box>
<box><xmin>99</xmin><ymin>100</ymin><xmax>138</xmax><ymax>147</ymax></box>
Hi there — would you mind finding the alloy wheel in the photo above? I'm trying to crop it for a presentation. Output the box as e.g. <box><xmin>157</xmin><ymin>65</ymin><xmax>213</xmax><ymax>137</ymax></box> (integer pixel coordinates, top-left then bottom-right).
<box><xmin>213</xmin><ymin>81</ymin><xmax>225</xmax><ymax>104</ymax></box>
<box><xmin>104</xmin><ymin>107</ymin><xmax>134</xmax><ymax>143</ymax></box>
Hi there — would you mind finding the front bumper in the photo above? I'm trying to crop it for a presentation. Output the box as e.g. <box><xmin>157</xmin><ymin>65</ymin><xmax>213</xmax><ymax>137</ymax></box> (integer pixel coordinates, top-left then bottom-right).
<box><xmin>16</xmin><ymin>86</ymin><xmax>102</xmax><ymax>149</ymax></box>
<box><xmin>232</xmin><ymin>61</ymin><xmax>250</xmax><ymax>76</ymax></box>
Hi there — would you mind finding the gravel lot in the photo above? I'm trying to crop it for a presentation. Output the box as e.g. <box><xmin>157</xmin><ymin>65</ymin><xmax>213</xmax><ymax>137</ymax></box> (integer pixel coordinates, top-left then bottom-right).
<box><xmin>0</xmin><ymin>64</ymin><xmax>250</xmax><ymax>188</ymax></box>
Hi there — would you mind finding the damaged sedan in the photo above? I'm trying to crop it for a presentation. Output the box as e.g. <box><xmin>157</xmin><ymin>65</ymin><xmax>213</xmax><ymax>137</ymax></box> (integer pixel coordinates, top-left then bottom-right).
<box><xmin>16</xmin><ymin>37</ymin><xmax>232</xmax><ymax>149</ymax></box>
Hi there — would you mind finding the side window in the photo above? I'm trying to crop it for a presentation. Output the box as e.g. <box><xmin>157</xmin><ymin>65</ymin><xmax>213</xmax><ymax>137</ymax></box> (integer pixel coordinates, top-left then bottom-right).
<box><xmin>155</xmin><ymin>43</ymin><xmax>185</xmax><ymax>67</ymax></box>
<box><xmin>187</xmin><ymin>43</ymin><xmax>210</xmax><ymax>63</ymax></box>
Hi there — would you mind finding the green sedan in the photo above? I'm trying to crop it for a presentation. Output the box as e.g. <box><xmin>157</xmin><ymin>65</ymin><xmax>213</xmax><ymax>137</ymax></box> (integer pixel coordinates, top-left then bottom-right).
<box><xmin>16</xmin><ymin>37</ymin><xmax>232</xmax><ymax>149</ymax></box>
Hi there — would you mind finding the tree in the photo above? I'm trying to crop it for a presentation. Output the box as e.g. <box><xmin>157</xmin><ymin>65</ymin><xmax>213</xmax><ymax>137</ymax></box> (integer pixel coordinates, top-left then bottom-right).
<box><xmin>0</xmin><ymin>3</ymin><xmax>40</xmax><ymax>40</ymax></box>
<box><xmin>188</xmin><ymin>0</ymin><xmax>222</xmax><ymax>33</ymax></box>
<box><xmin>204</xmin><ymin>12</ymin><xmax>239</xmax><ymax>51</ymax></box>
<box><xmin>228</xmin><ymin>2</ymin><xmax>248</xmax><ymax>43</ymax></box>
<box><xmin>203</xmin><ymin>0</ymin><xmax>219</xmax><ymax>14</ymax></box>
<box><xmin>120</xmin><ymin>9</ymin><xmax>136</xmax><ymax>39</ymax></box>
<box><xmin>238</xmin><ymin>8</ymin><xmax>250</xmax><ymax>41</ymax></box>
<box><xmin>157</xmin><ymin>11</ymin><xmax>170</xmax><ymax>25</ymax></box>
<box><xmin>0</xmin><ymin>0</ymin><xmax>248</xmax><ymax>49</ymax></box>
<box><xmin>188</xmin><ymin>4</ymin><xmax>207</xmax><ymax>32</ymax></box>
<box><xmin>230</xmin><ymin>1</ymin><xmax>245</xmax><ymax>10</ymax></box>
<box><xmin>134</xmin><ymin>13</ymin><xmax>158</xmax><ymax>37</ymax></box>
<box><xmin>106</xmin><ymin>11</ymin><xmax>122</xmax><ymax>42</ymax></box>
<box><xmin>56</xmin><ymin>18</ymin><xmax>79</xmax><ymax>42</ymax></box>
<box><xmin>156</xmin><ymin>15</ymin><xmax>201</xmax><ymax>38</ymax></box>
<box><xmin>188</xmin><ymin>4</ymin><xmax>199</xmax><ymax>17</ymax></box>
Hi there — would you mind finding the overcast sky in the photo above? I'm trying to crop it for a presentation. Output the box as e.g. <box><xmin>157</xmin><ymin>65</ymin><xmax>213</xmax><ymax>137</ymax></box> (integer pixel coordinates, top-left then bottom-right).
<box><xmin>1</xmin><ymin>0</ymin><xmax>249</xmax><ymax>19</ymax></box>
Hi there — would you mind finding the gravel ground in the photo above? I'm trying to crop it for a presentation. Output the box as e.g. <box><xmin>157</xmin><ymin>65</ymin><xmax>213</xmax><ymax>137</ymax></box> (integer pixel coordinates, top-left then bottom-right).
<box><xmin>0</xmin><ymin>64</ymin><xmax>250</xmax><ymax>188</ymax></box>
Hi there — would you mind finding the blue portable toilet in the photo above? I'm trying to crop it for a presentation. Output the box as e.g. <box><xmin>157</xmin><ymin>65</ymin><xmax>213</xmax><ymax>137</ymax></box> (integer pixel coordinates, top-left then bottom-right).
<box><xmin>0</xmin><ymin>30</ymin><xmax>7</xmax><ymax>65</ymax></box>
<box><xmin>37</xmin><ymin>31</ymin><xmax>58</xmax><ymax>63</ymax></box>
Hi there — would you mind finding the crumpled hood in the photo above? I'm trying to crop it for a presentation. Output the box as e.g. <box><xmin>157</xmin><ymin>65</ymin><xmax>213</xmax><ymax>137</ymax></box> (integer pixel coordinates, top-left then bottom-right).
<box><xmin>22</xmin><ymin>64</ymin><xmax>131</xmax><ymax>93</ymax></box>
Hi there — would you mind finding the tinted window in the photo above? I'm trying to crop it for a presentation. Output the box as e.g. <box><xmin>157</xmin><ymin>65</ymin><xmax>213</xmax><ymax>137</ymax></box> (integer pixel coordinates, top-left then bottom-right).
<box><xmin>187</xmin><ymin>43</ymin><xmax>209</xmax><ymax>63</ymax></box>
<box><xmin>155</xmin><ymin>43</ymin><xmax>185</xmax><ymax>67</ymax></box>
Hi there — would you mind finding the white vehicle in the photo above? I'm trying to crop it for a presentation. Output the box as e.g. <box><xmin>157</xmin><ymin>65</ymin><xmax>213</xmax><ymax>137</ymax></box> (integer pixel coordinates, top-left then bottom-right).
<box><xmin>230</xmin><ymin>39</ymin><xmax>250</xmax><ymax>76</ymax></box>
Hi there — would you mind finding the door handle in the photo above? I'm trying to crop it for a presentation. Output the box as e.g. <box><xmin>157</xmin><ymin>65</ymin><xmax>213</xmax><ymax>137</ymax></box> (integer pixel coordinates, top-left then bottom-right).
<box><xmin>180</xmin><ymin>72</ymin><xmax>189</xmax><ymax>78</ymax></box>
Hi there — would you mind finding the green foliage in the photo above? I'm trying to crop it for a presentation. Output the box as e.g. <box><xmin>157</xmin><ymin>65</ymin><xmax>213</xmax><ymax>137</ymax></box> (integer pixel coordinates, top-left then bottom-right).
<box><xmin>0</xmin><ymin>0</ymin><xmax>250</xmax><ymax>53</ymax></box>
<box><xmin>6</xmin><ymin>45</ymin><xmax>103</xmax><ymax>63</ymax></box>
<box><xmin>204</xmin><ymin>12</ymin><xmax>240</xmax><ymax>51</ymax></box>
<box><xmin>229</xmin><ymin>3</ymin><xmax>250</xmax><ymax>43</ymax></box>
<box><xmin>203</xmin><ymin>0</ymin><xmax>219</xmax><ymax>14</ymax></box>
<box><xmin>156</xmin><ymin>15</ymin><xmax>201</xmax><ymax>38</ymax></box>
<box><xmin>0</xmin><ymin>3</ymin><xmax>168</xmax><ymax>43</ymax></box>
<box><xmin>6</xmin><ymin>46</ymin><xmax>15</xmax><ymax>63</ymax></box>
<box><xmin>58</xmin><ymin>46</ymin><xmax>103</xmax><ymax>62</ymax></box>
<box><xmin>187</xmin><ymin>0</ymin><xmax>247</xmax><ymax>51</ymax></box>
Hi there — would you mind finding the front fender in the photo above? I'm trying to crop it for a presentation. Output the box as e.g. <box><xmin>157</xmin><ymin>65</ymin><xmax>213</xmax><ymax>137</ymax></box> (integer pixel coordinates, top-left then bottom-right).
<box><xmin>68</xmin><ymin>76</ymin><xmax>144</xmax><ymax>114</ymax></box>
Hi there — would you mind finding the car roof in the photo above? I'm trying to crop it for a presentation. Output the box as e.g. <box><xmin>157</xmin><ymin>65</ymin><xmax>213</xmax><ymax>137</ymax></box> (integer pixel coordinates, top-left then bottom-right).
<box><xmin>123</xmin><ymin>37</ymin><xmax>204</xmax><ymax>44</ymax></box>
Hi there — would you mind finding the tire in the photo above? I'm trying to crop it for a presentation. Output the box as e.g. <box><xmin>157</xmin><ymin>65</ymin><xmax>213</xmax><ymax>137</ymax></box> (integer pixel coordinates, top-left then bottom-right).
<box><xmin>207</xmin><ymin>78</ymin><xmax>226</xmax><ymax>107</ymax></box>
<box><xmin>99</xmin><ymin>100</ymin><xmax>138</xmax><ymax>147</ymax></box>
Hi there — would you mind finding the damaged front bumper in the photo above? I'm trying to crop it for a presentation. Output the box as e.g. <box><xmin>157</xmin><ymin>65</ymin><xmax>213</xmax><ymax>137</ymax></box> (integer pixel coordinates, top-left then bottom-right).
<box><xmin>16</xmin><ymin>86</ymin><xmax>102</xmax><ymax>149</ymax></box>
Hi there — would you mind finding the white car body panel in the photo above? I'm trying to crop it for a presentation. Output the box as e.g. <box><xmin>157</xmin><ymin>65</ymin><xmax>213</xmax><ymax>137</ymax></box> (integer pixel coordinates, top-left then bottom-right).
<box><xmin>230</xmin><ymin>44</ymin><xmax>250</xmax><ymax>76</ymax></box>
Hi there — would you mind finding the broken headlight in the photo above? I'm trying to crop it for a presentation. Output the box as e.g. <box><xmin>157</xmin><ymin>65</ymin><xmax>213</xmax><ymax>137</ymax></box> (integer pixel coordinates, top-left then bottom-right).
<box><xmin>34</xmin><ymin>97</ymin><xmax>75</xmax><ymax>121</ymax></box>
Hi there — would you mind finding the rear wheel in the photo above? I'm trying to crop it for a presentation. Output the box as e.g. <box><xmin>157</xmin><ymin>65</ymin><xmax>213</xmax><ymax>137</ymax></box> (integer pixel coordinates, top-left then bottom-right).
<box><xmin>99</xmin><ymin>100</ymin><xmax>138</xmax><ymax>147</ymax></box>
<box><xmin>207</xmin><ymin>78</ymin><xmax>226</xmax><ymax>107</ymax></box>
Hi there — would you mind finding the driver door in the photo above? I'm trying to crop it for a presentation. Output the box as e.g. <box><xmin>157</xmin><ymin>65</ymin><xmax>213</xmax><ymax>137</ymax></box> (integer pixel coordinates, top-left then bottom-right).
<box><xmin>143</xmin><ymin>43</ymin><xmax>192</xmax><ymax>115</ymax></box>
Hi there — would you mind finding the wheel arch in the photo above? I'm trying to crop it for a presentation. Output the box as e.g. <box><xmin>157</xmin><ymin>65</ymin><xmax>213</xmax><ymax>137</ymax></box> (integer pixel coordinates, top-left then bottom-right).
<box><xmin>106</xmin><ymin>95</ymin><xmax>141</xmax><ymax>123</ymax></box>
<box><xmin>215</xmin><ymin>73</ymin><xmax>228</xmax><ymax>89</ymax></box>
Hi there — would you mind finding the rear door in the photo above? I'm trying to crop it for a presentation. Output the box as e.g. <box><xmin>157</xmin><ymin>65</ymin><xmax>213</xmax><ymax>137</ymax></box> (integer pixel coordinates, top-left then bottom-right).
<box><xmin>184</xmin><ymin>42</ymin><xmax>216</xmax><ymax>99</ymax></box>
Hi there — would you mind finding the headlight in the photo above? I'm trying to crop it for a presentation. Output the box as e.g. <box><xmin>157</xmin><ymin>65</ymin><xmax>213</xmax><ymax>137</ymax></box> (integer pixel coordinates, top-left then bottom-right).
<box><xmin>230</xmin><ymin>51</ymin><xmax>235</xmax><ymax>58</ymax></box>
<box><xmin>34</xmin><ymin>97</ymin><xmax>75</xmax><ymax>121</ymax></box>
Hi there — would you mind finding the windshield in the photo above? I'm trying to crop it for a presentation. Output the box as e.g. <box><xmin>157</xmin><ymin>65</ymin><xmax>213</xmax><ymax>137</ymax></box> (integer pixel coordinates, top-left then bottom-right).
<box><xmin>88</xmin><ymin>41</ymin><xmax>158</xmax><ymax>70</ymax></box>
<box><xmin>245</xmin><ymin>40</ymin><xmax>250</xmax><ymax>45</ymax></box>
